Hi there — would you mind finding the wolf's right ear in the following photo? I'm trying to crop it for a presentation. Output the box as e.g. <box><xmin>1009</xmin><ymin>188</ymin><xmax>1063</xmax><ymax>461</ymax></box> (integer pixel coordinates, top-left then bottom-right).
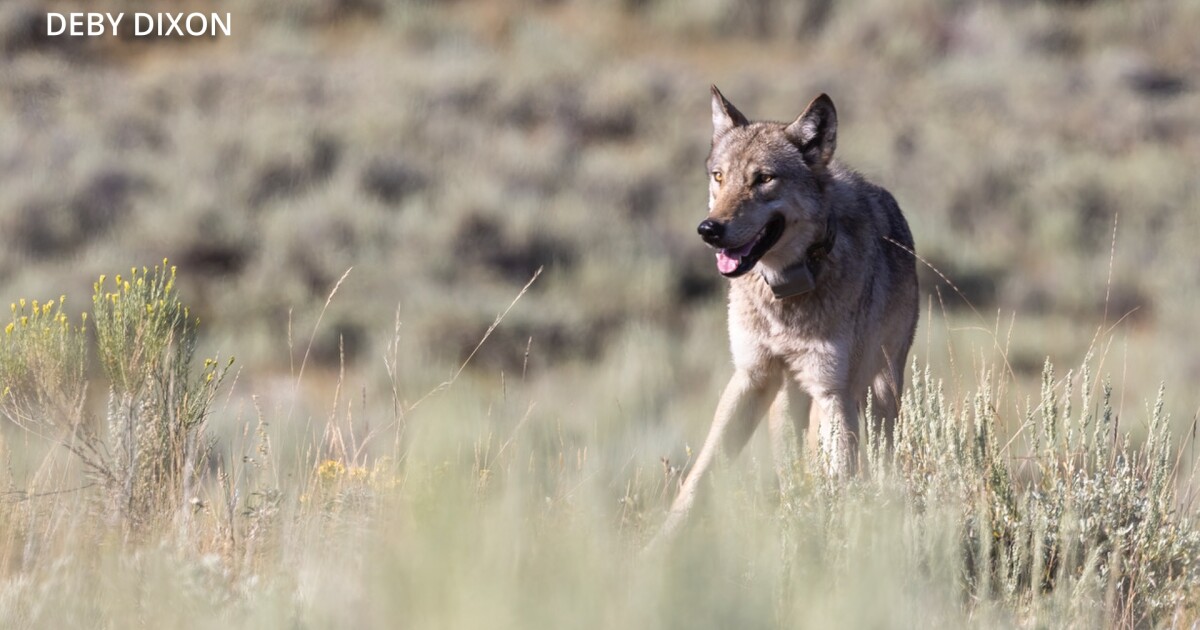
<box><xmin>785</xmin><ymin>94</ymin><xmax>837</xmax><ymax>167</ymax></box>
<box><xmin>711</xmin><ymin>85</ymin><xmax>749</xmax><ymax>139</ymax></box>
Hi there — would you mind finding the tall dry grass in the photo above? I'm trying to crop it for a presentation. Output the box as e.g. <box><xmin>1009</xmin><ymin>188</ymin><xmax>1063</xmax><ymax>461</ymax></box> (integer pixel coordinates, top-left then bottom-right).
<box><xmin>0</xmin><ymin>262</ymin><xmax>1196</xmax><ymax>628</ymax></box>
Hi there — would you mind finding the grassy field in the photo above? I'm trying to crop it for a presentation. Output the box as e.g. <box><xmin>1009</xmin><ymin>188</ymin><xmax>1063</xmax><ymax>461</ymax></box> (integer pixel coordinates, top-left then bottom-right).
<box><xmin>0</xmin><ymin>0</ymin><xmax>1198</xmax><ymax>627</ymax></box>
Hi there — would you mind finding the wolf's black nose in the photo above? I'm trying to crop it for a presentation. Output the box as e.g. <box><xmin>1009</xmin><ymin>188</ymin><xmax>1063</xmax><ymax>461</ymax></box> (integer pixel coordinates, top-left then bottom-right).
<box><xmin>697</xmin><ymin>220</ymin><xmax>724</xmax><ymax>244</ymax></box>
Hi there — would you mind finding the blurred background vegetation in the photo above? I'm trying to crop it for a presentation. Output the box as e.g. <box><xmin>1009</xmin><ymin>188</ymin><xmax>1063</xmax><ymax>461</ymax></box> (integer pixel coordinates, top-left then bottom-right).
<box><xmin>1</xmin><ymin>1</ymin><xmax>1199</xmax><ymax>626</ymax></box>
<box><xmin>0</xmin><ymin>0</ymin><xmax>1197</xmax><ymax>464</ymax></box>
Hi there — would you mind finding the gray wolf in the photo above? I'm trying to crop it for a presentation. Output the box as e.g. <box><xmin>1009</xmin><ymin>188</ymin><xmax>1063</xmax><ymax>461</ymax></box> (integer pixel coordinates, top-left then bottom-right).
<box><xmin>657</xmin><ymin>87</ymin><xmax>919</xmax><ymax>542</ymax></box>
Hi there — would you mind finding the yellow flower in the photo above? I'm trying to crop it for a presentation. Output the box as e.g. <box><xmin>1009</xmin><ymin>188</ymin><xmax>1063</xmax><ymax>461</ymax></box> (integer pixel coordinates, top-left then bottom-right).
<box><xmin>317</xmin><ymin>459</ymin><xmax>346</xmax><ymax>483</ymax></box>
<box><xmin>4</xmin><ymin>323</ymin><xmax>12</xmax><ymax>335</ymax></box>
<box><xmin>370</xmin><ymin>457</ymin><xmax>400</xmax><ymax>489</ymax></box>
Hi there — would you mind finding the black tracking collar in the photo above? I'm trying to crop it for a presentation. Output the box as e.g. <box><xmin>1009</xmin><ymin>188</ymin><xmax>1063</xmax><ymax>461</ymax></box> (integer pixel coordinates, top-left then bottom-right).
<box><xmin>762</xmin><ymin>214</ymin><xmax>837</xmax><ymax>300</ymax></box>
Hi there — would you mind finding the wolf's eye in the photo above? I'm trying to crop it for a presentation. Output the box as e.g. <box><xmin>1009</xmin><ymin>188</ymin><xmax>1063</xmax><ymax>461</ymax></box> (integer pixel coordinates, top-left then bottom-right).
<box><xmin>712</xmin><ymin>171</ymin><xmax>723</xmax><ymax>183</ymax></box>
<box><xmin>755</xmin><ymin>173</ymin><xmax>775</xmax><ymax>185</ymax></box>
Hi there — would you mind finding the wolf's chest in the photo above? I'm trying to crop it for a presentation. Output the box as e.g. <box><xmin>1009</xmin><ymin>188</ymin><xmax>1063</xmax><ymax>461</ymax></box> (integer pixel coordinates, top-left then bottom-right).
<box><xmin>745</xmin><ymin>296</ymin><xmax>829</xmax><ymax>354</ymax></box>
<box><xmin>762</xmin><ymin>314</ymin><xmax>821</xmax><ymax>356</ymax></box>
<box><xmin>728</xmin><ymin>279</ymin><xmax>837</xmax><ymax>369</ymax></box>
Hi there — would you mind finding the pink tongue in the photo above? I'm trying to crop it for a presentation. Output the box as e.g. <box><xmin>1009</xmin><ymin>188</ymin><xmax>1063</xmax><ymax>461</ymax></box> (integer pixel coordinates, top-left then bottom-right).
<box><xmin>716</xmin><ymin>251</ymin><xmax>740</xmax><ymax>274</ymax></box>
<box><xmin>715</xmin><ymin>233</ymin><xmax>761</xmax><ymax>274</ymax></box>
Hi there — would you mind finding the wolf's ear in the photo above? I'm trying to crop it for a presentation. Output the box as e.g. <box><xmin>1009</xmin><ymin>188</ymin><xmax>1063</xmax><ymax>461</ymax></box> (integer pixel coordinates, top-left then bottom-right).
<box><xmin>785</xmin><ymin>93</ymin><xmax>837</xmax><ymax>167</ymax></box>
<box><xmin>711</xmin><ymin>85</ymin><xmax>749</xmax><ymax>139</ymax></box>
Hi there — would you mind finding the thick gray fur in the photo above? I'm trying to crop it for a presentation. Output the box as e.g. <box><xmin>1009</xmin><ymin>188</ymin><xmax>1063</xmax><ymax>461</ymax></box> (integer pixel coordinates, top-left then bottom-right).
<box><xmin>652</xmin><ymin>87</ymin><xmax>919</xmax><ymax>547</ymax></box>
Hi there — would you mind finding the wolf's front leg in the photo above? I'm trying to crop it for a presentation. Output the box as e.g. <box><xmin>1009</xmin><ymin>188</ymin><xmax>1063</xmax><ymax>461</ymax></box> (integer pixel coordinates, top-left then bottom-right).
<box><xmin>767</xmin><ymin>379</ymin><xmax>803</xmax><ymax>485</ymax></box>
<box><xmin>652</xmin><ymin>368</ymin><xmax>779</xmax><ymax>547</ymax></box>
<box><xmin>813</xmin><ymin>390</ymin><xmax>859</xmax><ymax>477</ymax></box>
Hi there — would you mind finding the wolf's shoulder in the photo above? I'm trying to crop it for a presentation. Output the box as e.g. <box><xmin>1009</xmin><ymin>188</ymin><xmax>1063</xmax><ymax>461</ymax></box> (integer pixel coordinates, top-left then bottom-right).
<box><xmin>832</xmin><ymin>164</ymin><xmax>914</xmax><ymax>250</ymax></box>
<box><xmin>869</xmin><ymin>183</ymin><xmax>914</xmax><ymax>250</ymax></box>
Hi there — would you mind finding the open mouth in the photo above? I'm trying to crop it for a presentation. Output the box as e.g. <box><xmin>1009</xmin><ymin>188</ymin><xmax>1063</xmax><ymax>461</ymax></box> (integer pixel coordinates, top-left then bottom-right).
<box><xmin>715</xmin><ymin>214</ymin><xmax>785</xmax><ymax>277</ymax></box>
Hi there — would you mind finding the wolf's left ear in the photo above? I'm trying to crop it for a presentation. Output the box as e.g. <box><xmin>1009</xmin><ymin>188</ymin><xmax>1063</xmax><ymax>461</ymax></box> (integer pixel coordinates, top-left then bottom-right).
<box><xmin>785</xmin><ymin>94</ymin><xmax>837</xmax><ymax>167</ymax></box>
<box><xmin>711</xmin><ymin>85</ymin><xmax>749</xmax><ymax>139</ymax></box>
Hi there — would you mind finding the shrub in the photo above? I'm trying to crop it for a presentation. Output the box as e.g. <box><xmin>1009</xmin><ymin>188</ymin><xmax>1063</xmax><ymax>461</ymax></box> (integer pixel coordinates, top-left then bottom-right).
<box><xmin>842</xmin><ymin>360</ymin><xmax>1200</xmax><ymax>625</ymax></box>
<box><xmin>0</xmin><ymin>260</ymin><xmax>233</xmax><ymax>534</ymax></box>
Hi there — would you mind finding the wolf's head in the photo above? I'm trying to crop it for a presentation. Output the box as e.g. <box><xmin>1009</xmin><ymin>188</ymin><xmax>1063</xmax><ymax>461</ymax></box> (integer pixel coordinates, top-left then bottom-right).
<box><xmin>698</xmin><ymin>86</ymin><xmax>838</xmax><ymax>279</ymax></box>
